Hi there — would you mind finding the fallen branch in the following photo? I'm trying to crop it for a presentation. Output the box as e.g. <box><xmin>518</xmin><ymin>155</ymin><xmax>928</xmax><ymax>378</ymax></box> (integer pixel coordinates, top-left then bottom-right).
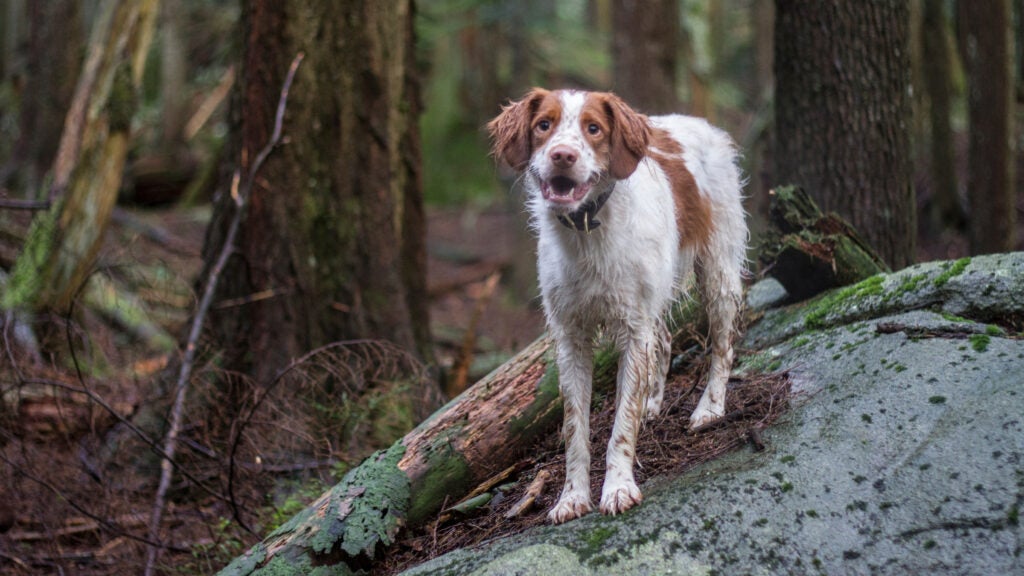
<box><xmin>504</xmin><ymin>469</ymin><xmax>551</xmax><ymax>519</ymax></box>
<box><xmin>142</xmin><ymin>52</ymin><xmax>305</xmax><ymax>576</ymax></box>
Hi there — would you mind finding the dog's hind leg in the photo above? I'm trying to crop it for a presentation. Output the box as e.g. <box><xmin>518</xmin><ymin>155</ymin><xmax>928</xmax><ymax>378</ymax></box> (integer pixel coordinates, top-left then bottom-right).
<box><xmin>643</xmin><ymin>320</ymin><xmax>671</xmax><ymax>421</ymax></box>
<box><xmin>548</xmin><ymin>330</ymin><xmax>596</xmax><ymax>524</ymax></box>
<box><xmin>689</xmin><ymin>254</ymin><xmax>743</xmax><ymax>430</ymax></box>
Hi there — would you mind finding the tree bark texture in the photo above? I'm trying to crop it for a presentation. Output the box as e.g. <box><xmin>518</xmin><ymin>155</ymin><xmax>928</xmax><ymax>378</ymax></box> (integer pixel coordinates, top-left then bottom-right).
<box><xmin>959</xmin><ymin>0</ymin><xmax>1017</xmax><ymax>254</ymax></box>
<box><xmin>612</xmin><ymin>0</ymin><xmax>680</xmax><ymax>114</ymax></box>
<box><xmin>1</xmin><ymin>0</ymin><xmax>157</xmax><ymax>314</ymax></box>
<box><xmin>774</xmin><ymin>0</ymin><xmax>915</xmax><ymax>270</ymax></box>
<box><xmin>9</xmin><ymin>0</ymin><xmax>83</xmax><ymax>192</ymax></box>
<box><xmin>205</xmin><ymin>0</ymin><xmax>433</xmax><ymax>385</ymax></box>
<box><xmin>921</xmin><ymin>0</ymin><xmax>965</xmax><ymax>231</ymax></box>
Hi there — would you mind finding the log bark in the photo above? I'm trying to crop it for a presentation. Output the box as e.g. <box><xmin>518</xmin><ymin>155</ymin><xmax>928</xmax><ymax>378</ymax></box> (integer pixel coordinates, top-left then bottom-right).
<box><xmin>760</xmin><ymin>186</ymin><xmax>890</xmax><ymax>301</ymax></box>
<box><xmin>218</xmin><ymin>299</ymin><xmax>703</xmax><ymax>575</ymax></box>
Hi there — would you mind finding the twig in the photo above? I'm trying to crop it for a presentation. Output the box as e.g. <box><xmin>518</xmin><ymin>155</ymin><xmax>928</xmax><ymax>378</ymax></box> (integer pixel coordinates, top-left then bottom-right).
<box><xmin>0</xmin><ymin>198</ymin><xmax>51</xmax><ymax>210</ymax></box>
<box><xmin>504</xmin><ymin>469</ymin><xmax>551</xmax><ymax>518</ymax></box>
<box><xmin>185</xmin><ymin>65</ymin><xmax>235</xmax><ymax>140</ymax></box>
<box><xmin>142</xmin><ymin>52</ymin><xmax>304</xmax><ymax>576</ymax></box>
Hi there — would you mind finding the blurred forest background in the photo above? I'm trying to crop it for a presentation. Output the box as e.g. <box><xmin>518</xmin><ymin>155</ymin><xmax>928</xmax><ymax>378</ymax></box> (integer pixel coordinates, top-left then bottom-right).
<box><xmin>0</xmin><ymin>0</ymin><xmax>1022</xmax><ymax>574</ymax></box>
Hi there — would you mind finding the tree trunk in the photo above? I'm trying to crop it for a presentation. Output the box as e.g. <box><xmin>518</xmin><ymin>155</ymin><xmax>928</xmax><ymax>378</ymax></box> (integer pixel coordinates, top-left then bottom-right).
<box><xmin>205</xmin><ymin>0</ymin><xmax>434</xmax><ymax>386</ymax></box>
<box><xmin>959</xmin><ymin>0</ymin><xmax>1016</xmax><ymax>254</ymax></box>
<box><xmin>159</xmin><ymin>0</ymin><xmax>188</xmax><ymax>153</ymax></box>
<box><xmin>922</xmin><ymin>0</ymin><xmax>965</xmax><ymax>231</ymax></box>
<box><xmin>612</xmin><ymin>0</ymin><xmax>680</xmax><ymax>114</ymax></box>
<box><xmin>1</xmin><ymin>0</ymin><xmax>157</xmax><ymax>314</ymax></box>
<box><xmin>6</xmin><ymin>0</ymin><xmax>83</xmax><ymax>193</ymax></box>
<box><xmin>774</xmin><ymin>0</ymin><xmax>915</xmax><ymax>269</ymax></box>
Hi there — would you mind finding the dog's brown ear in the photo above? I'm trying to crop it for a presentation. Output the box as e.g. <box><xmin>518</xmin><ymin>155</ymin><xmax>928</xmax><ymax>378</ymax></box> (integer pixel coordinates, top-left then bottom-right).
<box><xmin>604</xmin><ymin>94</ymin><xmax>651</xmax><ymax>180</ymax></box>
<box><xmin>487</xmin><ymin>88</ymin><xmax>548</xmax><ymax>171</ymax></box>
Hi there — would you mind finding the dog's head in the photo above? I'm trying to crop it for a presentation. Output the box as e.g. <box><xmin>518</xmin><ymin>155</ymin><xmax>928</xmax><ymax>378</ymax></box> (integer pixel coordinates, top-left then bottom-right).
<box><xmin>487</xmin><ymin>88</ymin><xmax>651</xmax><ymax>212</ymax></box>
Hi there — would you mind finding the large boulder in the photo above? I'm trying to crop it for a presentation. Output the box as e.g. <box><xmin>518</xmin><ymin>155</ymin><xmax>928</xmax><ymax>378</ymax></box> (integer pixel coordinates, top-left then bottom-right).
<box><xmin>399</xmin><ymin>253</ymin><xmax>1024</xmax><ymax>575</ymax></box>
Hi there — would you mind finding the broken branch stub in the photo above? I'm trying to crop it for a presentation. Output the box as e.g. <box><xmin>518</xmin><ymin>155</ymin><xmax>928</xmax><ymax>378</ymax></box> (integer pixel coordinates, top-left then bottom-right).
<box><xmin>760</xmin><ymin>185</ymin><xmax>889</xmax><ymax>301</ymax></box>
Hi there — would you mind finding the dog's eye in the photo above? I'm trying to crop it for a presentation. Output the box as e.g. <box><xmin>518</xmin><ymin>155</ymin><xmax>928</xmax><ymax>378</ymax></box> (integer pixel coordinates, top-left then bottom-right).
<box><xmin>587</xmin><ymin>123</ymin><xmax>601</xmax><ymax>135</ymax></box>
<box><xmin>537</xmin><ymin>120</ymin><xmax>551</xmax><ymax>132</ymax></box>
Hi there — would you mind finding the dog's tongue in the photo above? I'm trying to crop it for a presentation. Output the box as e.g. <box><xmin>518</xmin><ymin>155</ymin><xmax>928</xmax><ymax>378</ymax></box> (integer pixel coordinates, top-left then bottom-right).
<box><xmin>550</xmin><ymin>176</ymin><xmax>576</xmax><ymax>195</ymax></box>
<box><xmin>544</xmin><ymin>176</ymin><xmax>589</xmax><ymax>203</ymax></box>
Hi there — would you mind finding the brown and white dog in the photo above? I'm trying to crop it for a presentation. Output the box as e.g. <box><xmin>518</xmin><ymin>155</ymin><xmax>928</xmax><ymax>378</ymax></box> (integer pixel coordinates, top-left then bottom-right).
<box><xmin>488</xmin><ymin>89</ymin><xmax>747</xmax><ymax>524</ymax></box>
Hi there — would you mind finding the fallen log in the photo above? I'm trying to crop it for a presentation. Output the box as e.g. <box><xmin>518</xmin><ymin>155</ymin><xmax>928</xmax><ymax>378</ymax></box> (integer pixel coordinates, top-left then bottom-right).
<box><xmin>760</xmin><ymin>185</ymin><xmax>889</xmax><ymax>301</ymax></box>
<box><xmin>218</xmin><ymin>298</ymin><xmax>702</xmax><ymax>576</ymax></box>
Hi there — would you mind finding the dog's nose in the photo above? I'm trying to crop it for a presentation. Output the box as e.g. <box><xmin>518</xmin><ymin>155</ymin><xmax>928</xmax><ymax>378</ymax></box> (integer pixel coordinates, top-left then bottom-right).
<box><xmin>549</xmin><ymin>145</ymin><xmax>577</xmax><ymax>168</ymax></box>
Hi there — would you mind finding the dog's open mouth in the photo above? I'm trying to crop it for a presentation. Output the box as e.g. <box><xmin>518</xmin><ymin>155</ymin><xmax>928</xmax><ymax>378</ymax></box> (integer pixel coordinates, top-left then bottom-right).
<box><xmin>541</xmin><ymin>175</ymin><xmax>592</xmax><ymax>204</ymax></box>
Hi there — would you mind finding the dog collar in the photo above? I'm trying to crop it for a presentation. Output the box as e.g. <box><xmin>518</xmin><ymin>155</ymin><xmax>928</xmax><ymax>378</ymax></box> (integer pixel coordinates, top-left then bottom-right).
<box><xmin>557</xmin><ymin>189</ymin><xmax>613</xmax><ymax>233</ymax></box>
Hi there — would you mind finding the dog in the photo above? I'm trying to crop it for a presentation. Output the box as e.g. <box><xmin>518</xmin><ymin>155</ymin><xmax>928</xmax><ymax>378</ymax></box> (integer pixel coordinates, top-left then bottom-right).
<box><xmin>488</xmin><ymin>88</ymin><xmax>747</xmax><ymax>524</ymax></box>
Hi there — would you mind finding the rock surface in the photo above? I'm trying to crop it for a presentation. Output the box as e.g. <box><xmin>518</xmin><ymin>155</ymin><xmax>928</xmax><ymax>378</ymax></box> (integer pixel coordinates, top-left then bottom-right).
<box><xmin>399</xmin><ymin>254</ymin><xmax>1024</xmax><ymax>576</ymax></box>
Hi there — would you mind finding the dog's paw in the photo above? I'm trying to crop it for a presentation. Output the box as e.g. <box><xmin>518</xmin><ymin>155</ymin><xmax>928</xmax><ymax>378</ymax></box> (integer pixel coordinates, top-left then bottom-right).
<box><xmin>688</xmin><ymin>402</ymin><xmax>724</xmax><ymax>430</ymax></box>
<box><xmin>548</xmin><ymin>492</ymin><xmax>593</xmax><ymax>524</ymax></box>
<box><xmin>599</xmin><ymin>480</ymin><xmax>643</xmax><ymax>516</ymax></box>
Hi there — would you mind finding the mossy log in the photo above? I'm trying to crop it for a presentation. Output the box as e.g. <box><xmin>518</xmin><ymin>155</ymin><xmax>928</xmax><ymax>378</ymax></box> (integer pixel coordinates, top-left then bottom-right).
<box><xmin>760</xmin><ymin>185</ymin><xmax>890</xmax><ymax>301</ymax></box>
<box><xmin>219</xmin><ymin>300</ymin><xmax>701</xmax><ymax>576</ymax></box>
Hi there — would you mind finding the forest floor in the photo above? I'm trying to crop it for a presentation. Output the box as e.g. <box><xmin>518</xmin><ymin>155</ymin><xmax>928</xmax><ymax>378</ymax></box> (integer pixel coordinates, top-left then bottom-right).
<box><xmin>0</xmin><ymin>191</ymin><xmax>1020</xmax><ymax>575</ymax></box>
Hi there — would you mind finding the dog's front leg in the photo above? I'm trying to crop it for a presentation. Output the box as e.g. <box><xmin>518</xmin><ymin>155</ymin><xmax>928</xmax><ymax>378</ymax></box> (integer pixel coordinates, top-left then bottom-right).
<box><xmin>548</xmin><ymin>334</ymin><xmax>595</xmax><ymax>524</ymax></box>
<box><xmin>600</xmin><ymin>333</ymin><xmax>655</xmax><ymax>515</ymax></box>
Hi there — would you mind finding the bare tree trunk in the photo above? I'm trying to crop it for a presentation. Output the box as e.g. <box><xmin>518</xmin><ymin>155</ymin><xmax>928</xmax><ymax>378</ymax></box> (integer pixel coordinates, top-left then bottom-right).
<box><xmin>922</xmin><ymin>0</ymin><xmax>965</xmax><ymax>231</ymax></box>
<box><xmin>159</xmin><ymin>0</ymin><xmax>187</xmax><ymax>153</ymax></box>
<box><xmin>1</xmin><ymin>0</ymin><xmax>24</xmax><ymax>85</ymax></box>
<box><xmin>205</xmin><ymin>0</ymin><xmax>435</xmax><ymax>386</ymax></box>
<box><xmin>774</xmin><ymin>0</ymin><xmax>915</xmax><ymax>269</ymax></box>
<box><xmin>1</xmin><ymin>0</ymin><xmax>158</xmax><ymax>315</ymax></box>
<box><xmin>745</xmin><ymin>0</ymin><xmax>775</xmax><ymax>239</ymax></box>
<box><xmin>959</xmin><ymin>0</ymin><xmax>1017</xmax><ymax>253</ymax></box>
<box><xmin>683</xmin><ymin>0</ymin><xmax>713</xmax><ymax>119</ymax></box>
<box><xmin>612</xmin><ymin>0</ymin><xmax>680</xmax><ymax>114</ymax></box>
<box><xmin>7</xmin><ymin>0</ymin><xmax>83</xmax><ymax>193</ymax></box>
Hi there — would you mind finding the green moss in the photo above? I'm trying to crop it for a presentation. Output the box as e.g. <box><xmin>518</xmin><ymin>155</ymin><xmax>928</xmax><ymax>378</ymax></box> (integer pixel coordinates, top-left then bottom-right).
<box><xmin>932</xmin><ymin>257</ymin><xmax>971</xmax><ymax>288</ymax></box>
<box><xmin>508</xmin><ymin>361</ymin><xmax>563</xmax><ymax>439</ymax></box>
<box><xmin>107</xmin><ymin>63</ymin><xmax>137</xmax><ymax>133</ymax></box>
<box><xmin>928</xmin><ymin>395</ymin><xmax>947</xmax><ymax>405</ymax></box>
<box><xmin>804</xmin><ymin>274</ymin><xmax>885</xmax><ymax>330</ymax></box>
<box><xmin>407</xmin><ymin>430</ymin><xmax>472</xmax><ymax>525</ymax></box>
<box><xmin>218</xmin><ymin>444</ymin><xmax>409</xmax><ymax>576</ymax></box>
<box><xmin>2</xmin><ymin>200</ymin><xmax>61</xmax><ymax>310</ymax></box>
<box><xmin>578</xmin><ymin>524</ymin><xmax>619</xmax><ymax>562</ymax></box>
<box><xmin>984</xmin><ymin>324</ymin><xmax>1004</xmax><ymax>337</ymax></box>
<box><xmin>969</xmin><ymin>334</ymin><xmax>991</xmax><ymax>353</ymax></box>
<box><xmin>893</xmin><ymin>273</ymin><xmax>927</xmax><ymax>298</ymax></box>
